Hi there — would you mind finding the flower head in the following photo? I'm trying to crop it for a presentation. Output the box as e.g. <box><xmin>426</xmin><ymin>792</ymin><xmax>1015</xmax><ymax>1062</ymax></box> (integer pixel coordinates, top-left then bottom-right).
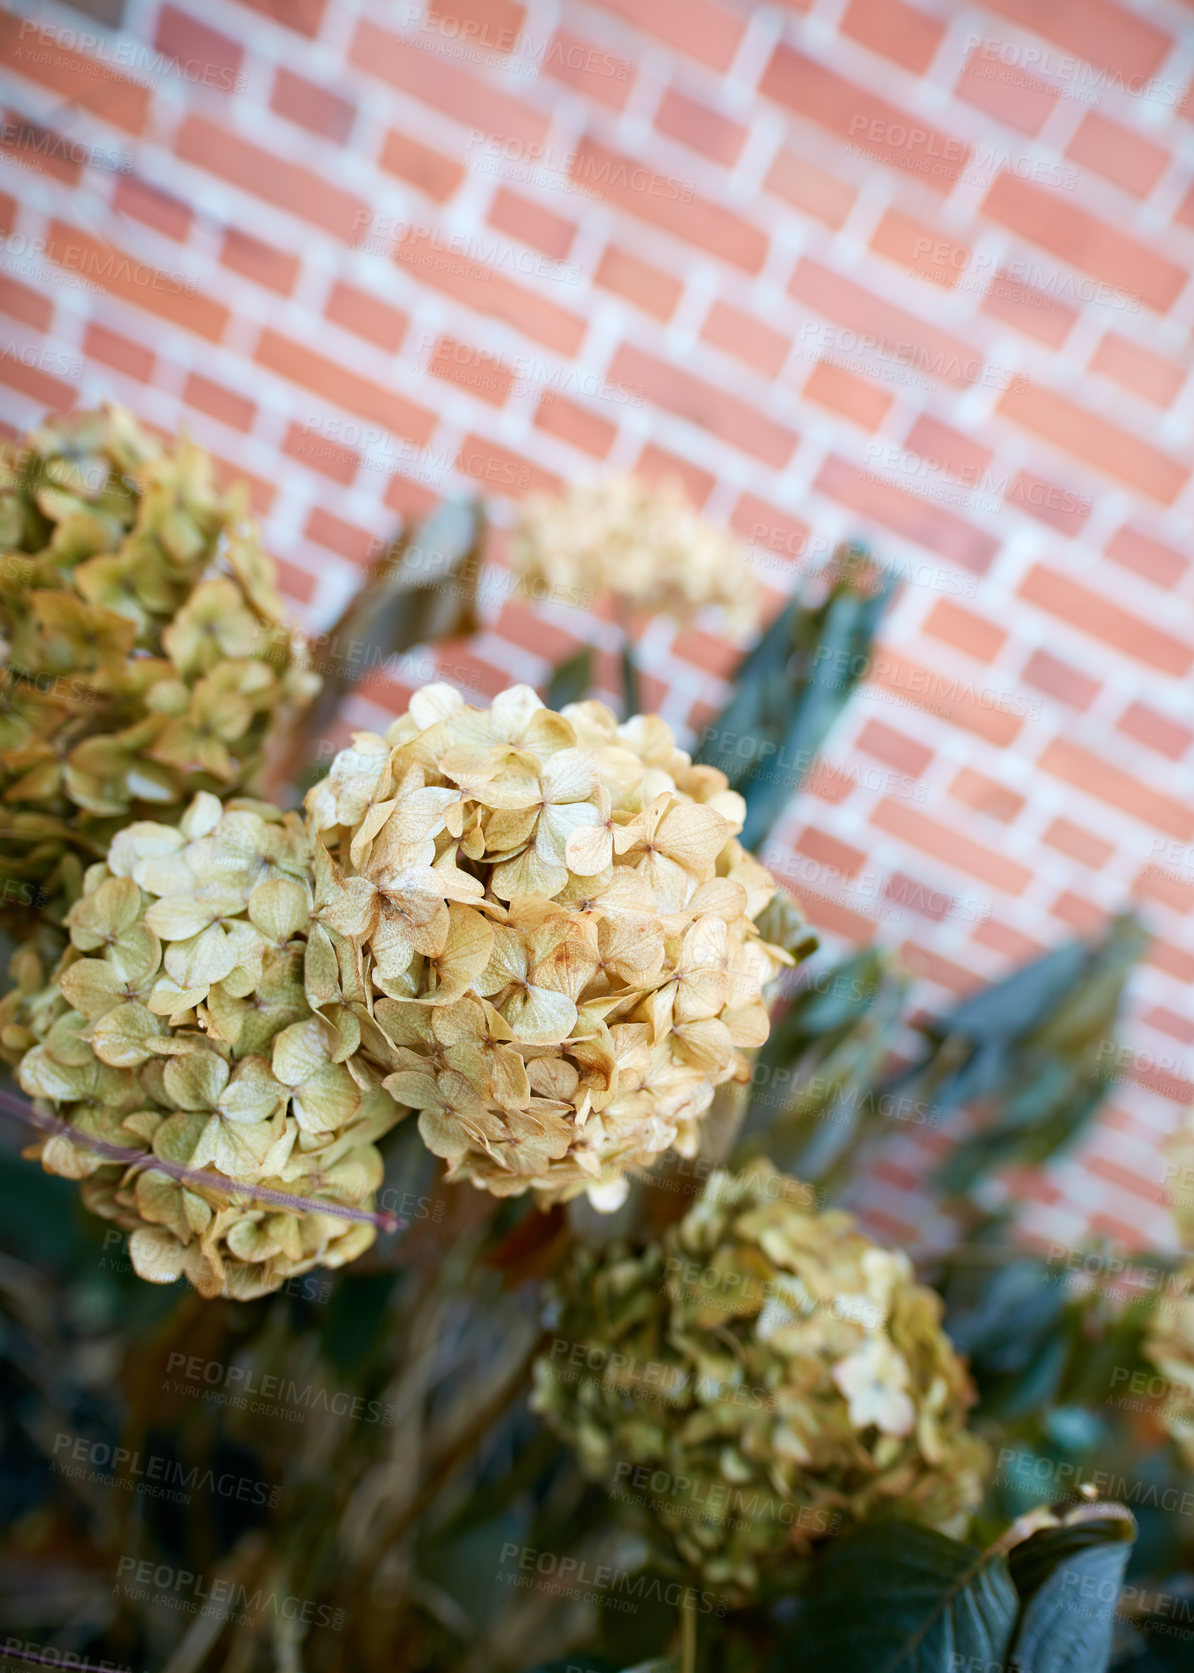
<box><xmin>532</xmin><ymin>1160</ymin><xmax>987</xmax><ymax>1599</ymax></box>
<box><xmin>16</xmin><ymin>793</ymin><xmax>400</xmax><ymax>1299</ymax></box>
<box><xmin>513</xmin><ymin>474</ymin><xmax>759</xmax><ymax>633</ymax></box>
<box><xmin>0</xmin><ymin>405</ymin><xmax>318</xmax><ymax>925</ymax></box>
<box><xmin>307</xmin><ymin>684</ymin><xmax>798</xmax><ymax>1207</ymax></box>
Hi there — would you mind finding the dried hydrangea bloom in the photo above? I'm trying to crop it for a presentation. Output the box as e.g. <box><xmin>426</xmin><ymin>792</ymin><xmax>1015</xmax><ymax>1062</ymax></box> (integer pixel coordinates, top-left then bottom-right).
<box><xmin>532</xmin><ymin>1159</ymin><xmax>987</xmax><ymax>1599</ymax></box>
<box><xmin>513</xmin><ymin>474</ymin><xmax>759</xmax><ymax>634</ymax></box>
<box><xmin>16</xmin><ymin>793</ymin><xmax>401</xmax><ymax>1299</ymax></box>
<box><xmin>1144</xmin><ymin>1262</ymin><xmax>1194</xmax><ymax>1467</ymax></box>
<box><xmin>307</xmin><ymin>683</ymin><xmax>796</xmax><ymax>1208</ymax></box>
<box><xmin>0</xmin><ymin>405</ymin><xmax>319</xmax><ymax>923</ymax></box>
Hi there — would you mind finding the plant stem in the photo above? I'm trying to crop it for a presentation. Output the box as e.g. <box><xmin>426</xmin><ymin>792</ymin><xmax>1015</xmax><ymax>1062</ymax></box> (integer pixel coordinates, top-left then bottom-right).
<box><xmin>681</xmin><ymin>1593</ymin><xmax>698</xmax><ymax>1673</ymax></box>
<box><xmin>620</xmin><ymin>632</ymin><xmax>640</xmax><ymax>722</ymax></box>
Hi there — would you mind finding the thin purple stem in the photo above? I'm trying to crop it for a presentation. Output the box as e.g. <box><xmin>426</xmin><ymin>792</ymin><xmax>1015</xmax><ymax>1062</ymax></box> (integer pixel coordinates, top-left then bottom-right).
<box><xmin>0</xmin><ymin>1087</ymin><xmax>404</xmax><ymax>1234</ymax></box>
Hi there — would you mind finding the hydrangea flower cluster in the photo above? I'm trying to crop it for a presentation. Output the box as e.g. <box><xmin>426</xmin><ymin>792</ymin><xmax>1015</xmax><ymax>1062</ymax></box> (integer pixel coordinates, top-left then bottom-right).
<box><xmin>307</xmin><ymin>683</ymin><xmax>794</xmax><ymax>1207</ymax></box>
<box><xmin>16</xmin><ymin>794</ymin><xmax>401</xmax><ymax>1300</ymax></box>
<box><xmin>513</xmin><ymin>475</ymin><xmax>759</xmax><ymax>634</ymax></box>
<box><xmin>0</xmin><ymin>405</ymin><xmax>318</xmax><ymax>921</ymax></box>
<box><xmin>532</xmin><ymin>1160</ymin><xmax>987</xmax><ymax>1599</ymax></box>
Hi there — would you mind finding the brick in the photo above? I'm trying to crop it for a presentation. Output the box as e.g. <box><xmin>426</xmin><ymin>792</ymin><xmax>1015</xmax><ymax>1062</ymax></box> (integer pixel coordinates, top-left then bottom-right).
<box><xmin>672</xmin><ymin>626</ymin><xmax>747</xmax><ymax>682</ymax></box>
<box><xmin>982</xmin><ymin>0</ymin><xmax>1171</xmax><ymax>82</ymax></box>
<box><xmin>571</xmin><ymin>137</ymin><xmax>767</xmax><ymax>275</ymax></box>
<box><xmin>394</xmin><ymin>228</ymin><xmax>586</xmax><ymax>358</ymax></box>
<box><xmin>0</xmin><ymin>351</ymin><xmax>77</xmax><ymax>412</ymax></box>
<box><xmin>0</xmin><ymin>273</ymin><xmax>51</xmax><ymax>332</ymax></box>
<box><xmin>428</xmin><ymin>0</ymin><xmax>525</xmax><ymax>50</ymax></box>
<box><xmin>231</xmin><ymin>0</ymin><xmax>326</xmax><ymax>36</ymax></box>
<box><xmin>784</xmin><ymin>885</ymin><xmax>877</xmax><ymax>944</ymax></box>
<box><xmin>184</xmin><ymin>372</ymin><xmax>255</xmax><ymax>432</ymax></box>
<box><xmin>379</xmin><ymin>129</ymin><xmax>463</xmax><ymax>205</ymax></box>
<box><xmin>885</xmin><ymin>871</ymin><xmax>952</xmax><ymax>922</ymax></box>
<box><xmin>283</xmin><ymin>420</ymin><xmax>360</xmax><ymax>485</ymax></box>
<box><xmin>982</xmin><ymin>174</ymin><xmax>1185</xmax><ymax>314</ymax></box>
<box><xmin>1043</xmin><ymin>818</ymin><xmax>1113</xmax><ymax>870</ymax></box>
<box><xmin>487</xmin><ymin>188</ymin><xmax>576</xmax><ymax>260</ymax></box>
<box><xmin>1118</xmin><ymin>701</ymin><xmax>1192</xmax><ymax>761</ymax></box>
<box><xmin>999</xmin><ymin>381</ymin><xmax>1187</xmax><ymax>505</ymax></box>
<box><xmin>1006</xmin><ymin>470</ymin><xmax>1091</xmax><ymax>536</ymax></box>
<box><xmin>760</xmin><ymin>45</ymin><xmax>969</xmax><ymax>191</ymax></box>
<box><xmin>586</xmin><ymin>0</ymin><xmax>744</xmax><ymax>71</ymax></box>
<box><xmin>495</xmin><ymin>601</ymin><xmax>584</xmax><ymax>668</ymax></box>
<box><xmin>594</xmin><ymin>244</ymin><xmax>681</xmax><ymax>320</ymax></box>
<box><xmin>1150</xmin><ymin>942</ymin><xmax>1194</xmax><ymax>985</ymax></box>
<box><xmin>635</xmin><ymin>444</ymin><xmax>714</xmax><ymax>507</ymax></box>
<box><xmin>656</xmin><ymin>87</ymin><xmax>746</xmax><ymax>167</ymax></box>
<box><xmin>924</xmin><ymin>599</ymin><xmax>1006</xmax><ymax>662</ymax></box>
<box><xmin>384</xmin><ymin>472</ymin><xmax>439</xmax><ymax>523</ymax></box>
<box><xmin>271</xmin><ymin>67</ymin><xmax>355</xmax><ymax>144</ymax></box>
<box><xmin>840</xmin><ymin>0</ymin><xmax>943</xmax><ymax>73</ymax></box>
<box><xmin>872</xmin><ymin>209</ymin><xmax>968</xmax><ymax>288</ymax></box>
<box><xmin>155</xmin><ymin>5</ymin><xmax>243</xmax><ymax>91</ymax></box>
<box><xmin>855</xmin><ymin>718</ymin><xmax>932</xmax><ymax>778</ymax></box>
<box><xmin>1104</xmin><ymin>524</ymin><xmax>1186</xmax><ymax>589</ymax></box>
<box><xmin>949</xmin><ymin>767</ymin><xmax>1023</xmax><ymax>823</ymax></box>
<box><xmin>0</xmin><ymin>188</ymin><xmax>15</xmax><ymax>236</ymax></box>
<box><xmin>763</xmin><ymin>147</ymin><xmax>857</xmax><ymax>228</ymax></box>
<box><xmin>541</xmin><ymin>28</ymin><xmax>633</xmax><ymax>110</ymax></box>
<box><xmin>46</xmin><ymin>220</ymin><xmax>227</xmax><ymax>340</ymax></box>
<box><xmin>802</xmin><ymin>360</ymin><xmax>891</xmax><ymax>430</ymax></box>
<box><xmin>814</xmin><ymin>453</ymin><xmax>998</xmax><ymax>575</ymax></box>
<box><xmin>802</xmin><ymin>763</ymin><xmax>854</xmax><ymax>805</ymax></box>
<box><xmin>0</xmin><ymin>13</ymin><xmax>150</xmax><ymax>133</ymax></box>
<box><xmin>1134</xmin><ymin>864</ymin><xmax>1194</xmax><ymax>914</ymax></box>
<box><xmin>176</xmin><ymin>115</ymin><xmax>368</xmax><ymax>241</ymax></box>
<box><xmin>256</xmin><ymin>328</ymin><xmax>436</xmax><ymax>444</ymax></box>
<box><xmin>325</xmin><ymin>282</ymin><xmax>407</xmax><ymax>353</ymax></box>
<box><xmin>207</xmin><ymin>450</ymin><xmax>274</xmax><ymax>515</ymax></box>
<box><xmin>83</xmin><ymin>320</ymin><xmax>153</xmax><ymax>382</ymax></box>
<box><xmin>1066</xmin><ymin>112</ymin><xmax>1168</xmax><ymax>197</ymax></box>
<box><xmin>904</xmin><ymin>417</ymin><xmax>992</xmax><ymax>484</ymax></box>
<box><xmin>872</xmin><ymin>797</ymin><xmax>1032</xmax><ymax>894</ymax></box>
<box><xmin>1020</xmin><ymin>648</ymin><xmax>1098</xmax><ymax>712</ymax></box>
<box><xmin>981</xmin><ymin>267</ymin><xmax>1077</xmax><ymax>349</ymax></box>
<box><xmin>1019</xmin><ymin>563</ymin><xmax>1192</xmax><ymax>675</ymax></box>
<box><xmin>1</xmin><ymin>114</ymin><xmax>81</xmax><ymax>186</ymax></box>
<box><xmin>1090</xmin><ymin>334</ymin><xmax>1184</xmax><ymax>408</ymax></box>
<box><xmin>349</xmin><ymin>18</ymin><xmax>548</xmax><ymax>148</ymax></box>
<box><xmin>533</xmin><ymin>390</ymin><xmax>616</xmax><ymax>458</ymax></box>
<box><xmin>1039</xmin><ymin>739</ymin><xmax>1194</xmax><ymax>841</ymax></box>
<box><xmin>790</xmin><ymin>258</ymin><xmax>994</xmax><ymax>391</ymax></box>
<box><xmin>112</xmin><ymin>175</ymin><xmax>193</xmax><ymax>241</ymax></box>
<box><xmin>867</xmin><ymin>647</ymin><xmax>1022</xmax><ymax>746</ymax></box>
<box><xmin>1173</xmin><ymin>183</ymin><xmax>1194</xmax><ymax>234</ymax></box>
<box><xmin>305</xmin><ymin>507</ymin><xmax>378</xmax><ymax>566</ymax></box>
<box><xmin>975</xmin><ymin>920</ymin><xmax>1047</xmax><ymax>964</ymax></box>
<box><xmin>955</xmin><ymin>47</ymin><xmax>1058</xmax><ymax>136</ymax></box>
<box><xmin>430</xmin><ymin>334</ymin><xmax>514</xmax><ymax>407</ymax></box>
<box><xmin>456</xmin><ymin>434</ymin><xmax>559</xmax><ymax>496</ymax></box>
<box><xmin>220</xmin><ymin>228</ymin><xmax>299</xmax><ymax>295</ymax></box>
<box><xmin>731</xmin><ymin>493</ymin><xmax>813</xmax><ymax>569</ymax></box>
<box><xmin>796</xmin><ymin>826</ymin><xmax>867</xmax><ymax>879</ymax></box>
<box><xmin>700</xmin><ymin>301</ymin><xmax>789</xmax><ymax>378</ymax></box>
<box><xmin>1145</xmin><ymin>1005</ymin><xmax>1194</xmax><ymax>1047</ymax></box>
<box><xmin>610</xmin><ymin>344</ymin><xmax>796</xmax><ymax>468</ymax></box>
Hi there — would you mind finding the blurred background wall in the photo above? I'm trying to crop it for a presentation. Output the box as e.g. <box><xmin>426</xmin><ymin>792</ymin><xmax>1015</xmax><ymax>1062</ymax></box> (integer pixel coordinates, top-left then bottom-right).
<box><xmin>1</xmin><ymin>0</ymin><xmax>1192</xmax><ymax>1251</ymax></box>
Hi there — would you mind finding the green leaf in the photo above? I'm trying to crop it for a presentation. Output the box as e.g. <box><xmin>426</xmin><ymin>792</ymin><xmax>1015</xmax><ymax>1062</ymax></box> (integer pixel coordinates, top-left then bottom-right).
<box><xmin>545</xmin><ymin>645</ymin><xmax>594</xmax><ymax>709</ymax></box>
<box><xmin>1006</xmin><ymin>1511</ymin><xmax>1136</xmax><ymax>1673</ymax></box>
<box><xmin>694</xmin><ymin>545</ymin><xmax>895</xmax><ymax>852</ymax></box>
<box><xmin>620</xmin><ymin>638</ymin><xmax>640</xmax><ymax>723</ymax></box>
<box><xmin>782</xmin><ymin>1521</ymin><xmax>1018</xmax><ymax>1672</ymax></box>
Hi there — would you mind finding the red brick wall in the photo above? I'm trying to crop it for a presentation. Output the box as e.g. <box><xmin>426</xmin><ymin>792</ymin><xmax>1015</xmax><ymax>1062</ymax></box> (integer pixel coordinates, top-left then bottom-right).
<box><xmin>2</xmin><ymin>0</ymin><xmax>1192</xmax><ymax>1249</ymax></box>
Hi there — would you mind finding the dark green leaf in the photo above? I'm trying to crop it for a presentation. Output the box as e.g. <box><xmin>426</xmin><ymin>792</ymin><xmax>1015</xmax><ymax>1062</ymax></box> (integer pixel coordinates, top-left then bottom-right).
<box><xmin>546</xmin><ymin>645</ymin><xmax>594</xmax><ymax>709</ymax></box>
<box><xmin>1007</xmin><ymin>1513</ymin><xmax>1136</xmax><ymax>1673</ymax></box>
<box><xmin>781</xmin><ymin>1521</ymin><xmax>1018</xmax><ymax>1672</ymax></box>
